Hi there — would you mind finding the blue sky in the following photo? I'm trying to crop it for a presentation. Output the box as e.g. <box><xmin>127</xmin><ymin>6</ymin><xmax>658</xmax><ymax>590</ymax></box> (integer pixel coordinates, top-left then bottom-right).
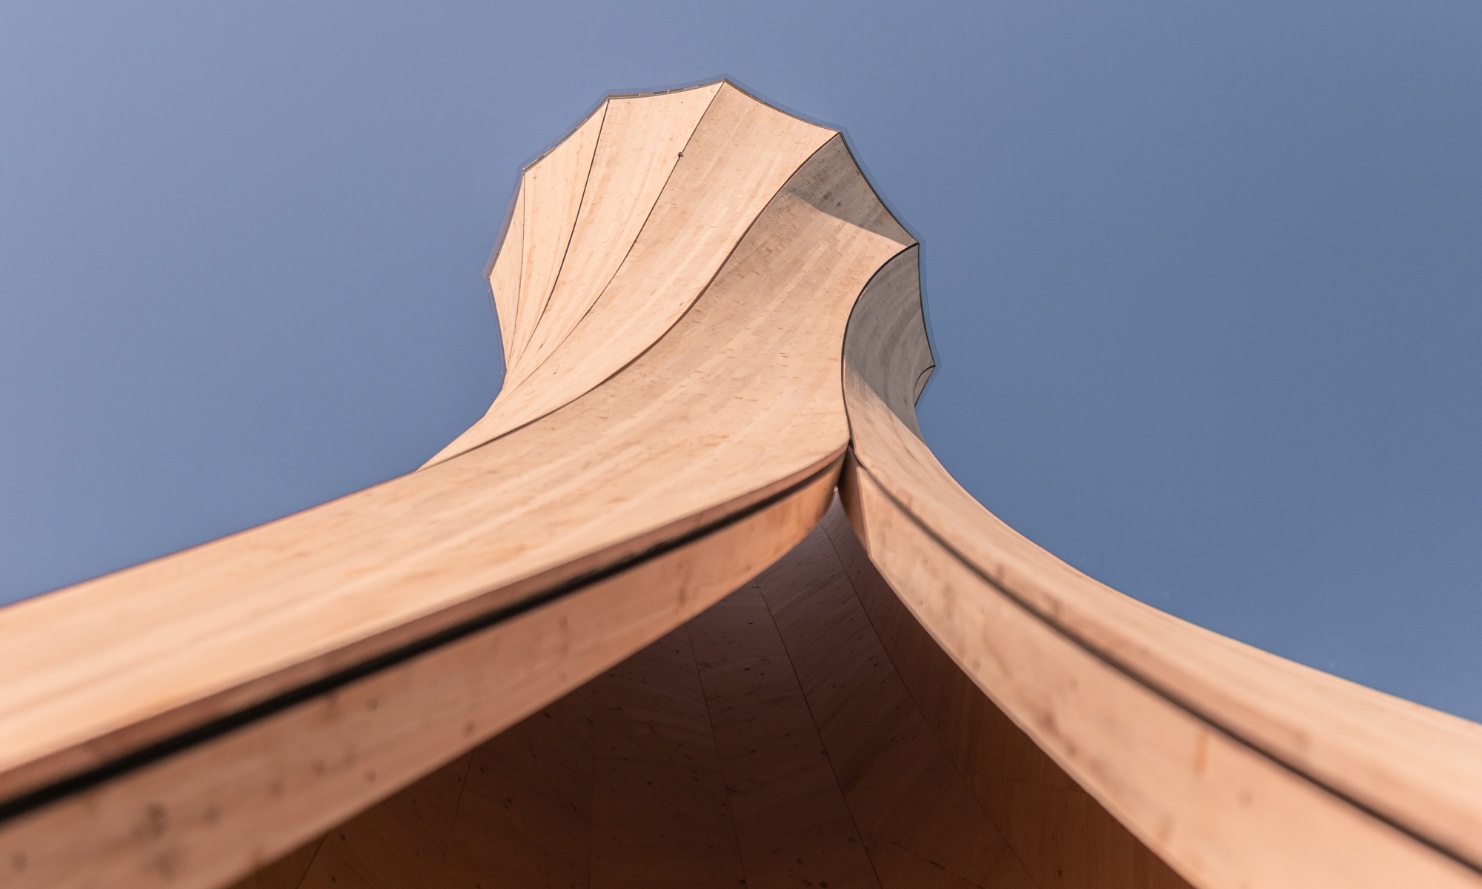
<box><xmin>2</xmin><ymin>2</ymin><xmax>1480</xmax><ymax>720</ymax></box>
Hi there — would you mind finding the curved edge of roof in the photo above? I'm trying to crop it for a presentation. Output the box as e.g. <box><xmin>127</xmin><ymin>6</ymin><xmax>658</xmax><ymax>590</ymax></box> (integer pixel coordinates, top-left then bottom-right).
<box><xmin>485</xmin><ymin>77</ymin><xmax>938</xmax><ymax>375</ymax></box>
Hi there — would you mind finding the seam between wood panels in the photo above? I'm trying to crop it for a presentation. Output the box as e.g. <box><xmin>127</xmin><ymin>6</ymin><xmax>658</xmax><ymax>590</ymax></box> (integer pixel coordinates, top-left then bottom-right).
<box><xmin>517</xmin><ymin>101</ymin><xmax>609</xmax><ymax>365</ymax></box>
<box><xmin>502</xmin><ymin>196</ymin><xmax>524</xmax><ymax>366</ymax></box>
<box><xmin>583</xmin><ymin>683</ymin><xmax>595</xmax><ymax>889</ymax></box>
<box><xmin>505</xmin><ymin>187</ymin><xmax>530</xmax><ymax>370</ymax></box>
<box><xmin>817</xmin><ymin>514</ymin><xmax>1041</xmax><ymax>889</ymax></box>
<box><xmin>423</xmin><ymin>751</ymin><xmax>476</xmax><ymax>885</ymax></box>
<box><xmin>502</xmin><ymin>84</ymin><xmax>722</xmax><ymax>391</ymax></box>
<box><xmin>679</xmin><ymin>618</ymin><xmax>750</xmax><ymax>887</ymax></box>
<box><xmin>749</xmin><ymin>558</ymin><xmax>885</xmax><ymax>888</ymax></box>
<box><xmin>289</xmin><ymin>832</ymin><xmax>329</xmax><ymax>889</ymax></box>
<box><xmin>845</xmin><ymin>456</ymin><xmax>1482</xmax><ymax>878</ymax></box>
<box><xmin>435</xmin><ymin>130</ymin><xmax>843</xmax><ymax>465</ymax></box>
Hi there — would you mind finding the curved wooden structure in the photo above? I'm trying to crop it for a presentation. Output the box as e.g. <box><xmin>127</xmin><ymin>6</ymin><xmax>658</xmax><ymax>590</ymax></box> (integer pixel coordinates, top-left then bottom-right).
<box><xmin>1</xmin><ymin>79</ymin><xmax>1480</xmax><ymax>889</ymax></box>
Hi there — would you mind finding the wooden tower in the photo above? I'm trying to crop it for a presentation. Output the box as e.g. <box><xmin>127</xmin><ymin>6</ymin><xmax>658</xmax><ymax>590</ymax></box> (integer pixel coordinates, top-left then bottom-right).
<box><xmin>2</xmin><ymin>80</ymin><xmax>1480</xmax><ymax>889</ymax></box>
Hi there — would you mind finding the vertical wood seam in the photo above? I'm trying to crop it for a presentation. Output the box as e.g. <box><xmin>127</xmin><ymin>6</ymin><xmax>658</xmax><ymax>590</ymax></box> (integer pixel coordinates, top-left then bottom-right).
<box><xmin>817</xmin><ymin>514</ymin><xmax>1043</xmax><ymax>889</ymax></box>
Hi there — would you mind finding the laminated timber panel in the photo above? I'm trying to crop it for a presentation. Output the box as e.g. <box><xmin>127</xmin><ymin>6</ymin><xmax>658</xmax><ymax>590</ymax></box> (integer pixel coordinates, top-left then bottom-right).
<box><xmin>294</xmin><ymin>754</ymin><xmax>471</xmax><ymax>889</ymax></box>
<box><xmin>437</xmin><ymin>686</ymin><xmax>594</xmax><ymax>889</ymax></box>
<box><xmin>506</xmin><ymin>103</ymin><xmax>605</xmax><ymax>371</ymax></box>
<box><xmin>0</xmin><ymin>474</ymin><xmax>836</xmax><ymax>889</ymax></box>
<box><xmin>428</xmin><ymin>82</ymin><xmax>840</xmax><ymax>462</ymax></box>
<box><xmin>755</xmin><ymin>525</ymin><xmax>1037</xmax><ymax>889</ymax></box>
<box><xmin>589</xmin><ymin>629</ymin><xmax>745</xmax><ymax>888</ymax></box>
<box><xmin>488</xmin><ymin>185</ymin><xmax>525</xmax><ymax>364</ymax></box>
<box><xmin>221</xmin><ymin>838</ymin><xmax>323</xmax><ymax>889</ymax></box>
<box><xmin>820</xmin><ymin>503</ymin><xmax>1190</xmax><ymax>889</ymax></box>
<box><xmin>509</xmin><ymin>83</ymin><xmax>723</xmax><ymax>389</ymax></box>
<box><xmin>686</xmin><ymin>583</ymin><xmax>881</xmax><ymax>888</ymax></box>
<box><xmin>840</xmin><ymin>246</ymin><xmax>1482</xmax><ymax>887</ymax></box>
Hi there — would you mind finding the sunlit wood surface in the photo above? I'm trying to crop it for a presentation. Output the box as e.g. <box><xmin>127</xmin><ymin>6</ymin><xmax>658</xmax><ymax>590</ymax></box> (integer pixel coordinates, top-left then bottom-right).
<box><xmin>1</xmin><ymin>79</ymin><xmax>1479</xmax><ymax>889</ymax></box>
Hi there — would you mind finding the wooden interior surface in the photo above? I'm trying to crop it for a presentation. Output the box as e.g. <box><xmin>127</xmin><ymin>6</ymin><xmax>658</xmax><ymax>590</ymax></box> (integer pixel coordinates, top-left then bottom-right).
<box><xmin>229</xmin><ymin>505</ymin><xmax>1192</xmax><ymax>889</ymax></box>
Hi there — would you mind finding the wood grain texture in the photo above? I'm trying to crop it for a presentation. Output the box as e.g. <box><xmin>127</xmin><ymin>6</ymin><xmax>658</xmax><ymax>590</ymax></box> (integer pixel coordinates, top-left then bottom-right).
<box><xmin>686</xmin><ymin>582</ymin><xmax>881</xmax><ymax>889</ymax></box>
<box><xmin>437</xmin><ymin>685</ymin><xmax>595</xmax><ymax>889</ymax></box>
<box><xmin>821</xmin><ymin>501</ymin><xmax>1190</xmax><ymax>889</ymax></box>
<box><xmin>295</xmin><ymin>754</ymin><xmax>470</xmax><ymax>889</ymax></box>
<box><xmin>589</xmin><ymin>628</ymin><xmax>747</xmax><ymax>888</ymax></box>
<box><xmin>507</xmin><ymin>103</ymin><xmax>605</xmax><ymax>371</ymax></box>
<box><xmin>756</xmin><ymin>524</ymin><xmax>1036</xmax><ymax>889</ymax></box>
<box><xmin>428</xmin><ymin>83</ymin><xmax>842</xmax><ymax>462</ymax></box>
<box><xmin>509</xmin><ymin>83</ymin><xmax>723</xmax><ymax>391</ymax></box>
<box><xmin>840</xmin><ymin>246</ymin><xmax>1482</xmax><ymax>887</ymax></box>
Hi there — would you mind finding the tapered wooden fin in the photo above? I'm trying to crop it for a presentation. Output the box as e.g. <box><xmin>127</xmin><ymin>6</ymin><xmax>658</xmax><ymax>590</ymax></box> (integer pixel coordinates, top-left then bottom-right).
<box><xmin>1</xmin><ymin>79</ymin><xmax>1479</xmax><ymax>889</ymax></box>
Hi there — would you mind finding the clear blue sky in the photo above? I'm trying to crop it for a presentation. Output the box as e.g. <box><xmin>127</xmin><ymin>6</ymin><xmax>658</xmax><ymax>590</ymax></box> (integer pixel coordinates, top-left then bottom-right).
<box><xmin>2</xmin><ymin>2</ymin><xmax>1480</xmax><ymax>720</ymax></box>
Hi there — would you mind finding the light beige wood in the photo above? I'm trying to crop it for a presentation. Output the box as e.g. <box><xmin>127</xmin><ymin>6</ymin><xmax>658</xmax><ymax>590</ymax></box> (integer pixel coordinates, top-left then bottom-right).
<box><xmin>755</xmin><ymin>523</ymin><xmax>1036</xmax><ymax>889</ymax></box>
<box><xmin>426</xmin><ymin>83</ymin><xmax>843</xmax><ymax>463</ymax></box>
<box><xmin>508</xmin><ymin>83</ymin><xmax>722</xmax><ymax>390</ymax></box>
<box><xmin>507</xmin><ymin>103</ymin><xmax>605</xmax><ymax>371</ymax></box>
<box><xmin>489</xmin><ymin>184</ymin><xmax>525</xmax><ymax>364</ymax></box>
<box><xmin>840</xmin><ymin>246</ymin><xmax>1482</xmax><ymax>886</ymax></box>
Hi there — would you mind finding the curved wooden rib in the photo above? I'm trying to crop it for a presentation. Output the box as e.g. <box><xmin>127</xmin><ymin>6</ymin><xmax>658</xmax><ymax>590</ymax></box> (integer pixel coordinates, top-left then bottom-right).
<box><xmin>841</xmin><ymin>246</ymin><xmax>1482</xmax><ymax>886</ymax></box>
<box><xmin>3</xmin><ymin>78</ymin><xmax>1481</xmax><ymax>889</ymax></box>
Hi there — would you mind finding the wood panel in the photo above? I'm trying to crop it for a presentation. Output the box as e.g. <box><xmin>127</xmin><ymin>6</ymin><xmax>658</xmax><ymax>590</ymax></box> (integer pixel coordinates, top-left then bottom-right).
<box><xmin>840</xmin><ymin>247</ymin><xmax>1482</xmax><ymax>886</ymax></box>
<box><xmin>756</xmin><ymin>525</ymin><xmax>1037</xmax><ymax>889</ymax></box>
<box><xmin>488</xmin><ymin>185</ymin><xmax>525</xmax><ymax>364</ymax></box>
<box><xmin>429</xmin><ymin>83</ymin><xmax>841</xmax><ymax>461</ymax></box>
<box><xmin>590</xmin><ymin>629</ymin><xmax>745</xmax><ymax>888</ymax></box>
<box><xmin>821</xmin><ymin>502</ymin><xmax>1190</xmax><ymax>889</ymax></box>
<box><xmin>437</xmin><ymin>686</ymin><xmax>594</xmax><ymax>889</ymax></box>
<box><xmin>296</xmin><ymin>754</ymin><xmax>470</xmax><ymax>889</ymax></box>
<box><xmin>509</xmin><ymin>83</ymin><xmax>722</xmax><ymax>390</ymax></box>
<box><xmin>686</xmin><ymin>583</ymin><xmax>881</xmax><ymax>889</ymax></box>
<box><xmin>507</xmin><ymin>103</ymin><xmax>605</xmax><ymax>371</ymax></box>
